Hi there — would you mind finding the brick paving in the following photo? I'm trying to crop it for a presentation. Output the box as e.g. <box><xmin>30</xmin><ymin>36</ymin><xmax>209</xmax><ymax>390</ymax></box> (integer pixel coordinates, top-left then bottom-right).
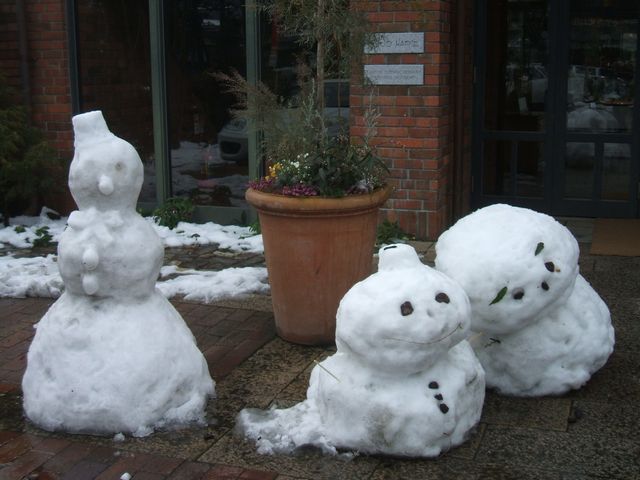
<box><xmin>1</xmin><ymin>231</ymin><xmax>639</xmax><ymax>479</ymax></box>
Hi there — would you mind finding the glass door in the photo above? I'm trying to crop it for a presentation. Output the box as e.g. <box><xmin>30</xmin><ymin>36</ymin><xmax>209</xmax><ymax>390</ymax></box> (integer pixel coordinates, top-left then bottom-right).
<box><xmin>164</xmin><ymin>0</ymin><xmax>249</xmax><ymax>220</ymax></box>
<box><xmin>555</xmin><ymin>0</ymin><xmax>639</xmax><ymax>216</ymax></box>
<box><xmin>474</xmin><ymin>0</ymin><xmax>552</xmax><ymax>212</ymax></box>
<box><xmin>474</xmin><ymin>0</ymin><xmax>640</xmax><ymax>218</ymax></box>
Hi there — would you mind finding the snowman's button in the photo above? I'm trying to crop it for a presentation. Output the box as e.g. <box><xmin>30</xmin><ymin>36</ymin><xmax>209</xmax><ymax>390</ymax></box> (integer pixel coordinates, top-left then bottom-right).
<box><xmin>439</xmin><ymin>403</ymin><xmax>449</xmax><ymax>414</ymax></box>
<box><xmin>82</xmin><ymin>274</ymin><xmax>99</xmax><ymax>295</ymax></box>
<box><xmin>545</xmin><ymin>261</ymin><xmax>555</xmax><ymax>272</ymax></box>
<box><xmin>82</xmin><ymin>248</ymin><xmax>99</xmax><ymax>271</ymax></box>
<box><xmin>541</xmin><ymin>282</ymin><xmax>550</xmax><ymax>291</ymax></box>
<box><xmin>400</xmin><ymin>301</ymin><xmax>414</xmax><ymax>316</ymax></box>
<box><xmin>428</xmin><ymin>381</ymin><xmax>439</xmax><ymax>389</ymax></box>
<box><xmin>434</xmin><ymin>393</ymin><xmax>443</xmax><ymax>401</ymax></box>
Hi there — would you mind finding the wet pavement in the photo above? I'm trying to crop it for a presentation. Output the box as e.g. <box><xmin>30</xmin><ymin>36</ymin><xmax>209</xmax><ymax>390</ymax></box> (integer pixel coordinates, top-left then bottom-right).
<box><xmin>1</xmin><ymin>219</ymin><xmax>639</xmax><ymax>479</ymax></box>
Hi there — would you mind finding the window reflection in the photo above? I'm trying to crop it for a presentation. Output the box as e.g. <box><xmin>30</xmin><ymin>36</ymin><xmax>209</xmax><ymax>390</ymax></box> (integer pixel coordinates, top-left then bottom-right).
<box><xmin>165</xmin><ymin>0</ymin><xmax>248</xmax><ymax>208</ymax></box>
<box><xmin>484</xmin><ymin>0</ymin><xmax>548</xmax><ymax>132</ymax></box>
<box><xmin>567</xmin><ymin>4</ymin><xmax>637</xmax><ymax>133</ymax></box>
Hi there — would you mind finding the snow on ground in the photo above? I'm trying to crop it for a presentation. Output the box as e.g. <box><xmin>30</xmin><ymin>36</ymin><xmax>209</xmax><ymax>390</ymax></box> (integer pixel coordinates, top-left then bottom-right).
<box><xmin>1</xmin><ymin>211</ymin><xmax>263</xmax><ymax>252</ymax></box>
<box><xmin>0</xmin><ymin>213</ymin><xmax>266</xmax><ymax>300</ymax></box>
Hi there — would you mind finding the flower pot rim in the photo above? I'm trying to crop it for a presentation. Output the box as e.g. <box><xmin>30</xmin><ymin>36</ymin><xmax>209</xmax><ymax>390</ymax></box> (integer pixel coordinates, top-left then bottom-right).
<box><xmin>245</xmin><ymin>184</ymin><xmax>393</xmax><ymax>216</ymax></box>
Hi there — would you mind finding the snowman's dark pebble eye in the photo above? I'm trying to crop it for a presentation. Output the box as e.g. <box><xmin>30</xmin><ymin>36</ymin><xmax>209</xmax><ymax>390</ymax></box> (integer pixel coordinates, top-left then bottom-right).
<box><xmin>439</xmin><ymin>403</ymin><xmax>449</xmax><ymax>414</ymax></box>
<box><xmin>400</xmin><ymin>301</ymin><xmax>414</xmax><ymax>316</ymax></box>
<box><xmin>541</xmin><ymin>282</ymin><xmax>549</xmax><ymax>291</ymax></box>
<box><xmin>435</xmin><ymin>292</ymin><xmax>450</xmax><ymax>304</ymax></box>
<box><xmin>434</xmin><ymin>393</ymin><xmax>443</xmax><ymax>401</ymax></box>
<box><xmin>545</xmin><ymin>262</ymin><xmax>555</xmax><ymax>272</ymax></box>
<box><xmin>512</xmin><ymin>288</ymin><xmax>525</xmax><ymax>300</ymax></box>
<box><xmin>428</xmin><ymin>381</ymin><xmax>439</xmax><ymax>389</ymax></box>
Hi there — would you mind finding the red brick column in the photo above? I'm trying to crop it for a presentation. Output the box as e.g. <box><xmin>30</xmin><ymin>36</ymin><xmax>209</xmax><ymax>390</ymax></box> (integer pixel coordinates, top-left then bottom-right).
<box><xmin>351</xmin><ymin>0</ymin><xmax>456</xmax><ymax>240</ymax></box>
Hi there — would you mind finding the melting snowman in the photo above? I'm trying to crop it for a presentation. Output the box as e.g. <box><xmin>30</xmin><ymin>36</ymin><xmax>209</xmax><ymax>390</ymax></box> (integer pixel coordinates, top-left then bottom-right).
<box><xmin>22</xmin><ymin>111</ymin><xmax>214</xmax><ymax>437</ymax></box>
<box><xmin>435</xmin><ymin>204</ymin><xmax>614</xmax><ymax>396</ymax></box>
<box><xmin>237</xmin><ymin>244</ymin><xmax>485</xmax><ymax>457</ymax></box>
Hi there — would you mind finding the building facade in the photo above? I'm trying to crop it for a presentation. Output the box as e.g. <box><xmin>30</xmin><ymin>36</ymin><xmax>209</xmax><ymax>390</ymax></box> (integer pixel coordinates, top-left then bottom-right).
<box><xmin>2</xmin><ymin>0</ymin><xmax>638</xmax><ymax>239</ymax></box>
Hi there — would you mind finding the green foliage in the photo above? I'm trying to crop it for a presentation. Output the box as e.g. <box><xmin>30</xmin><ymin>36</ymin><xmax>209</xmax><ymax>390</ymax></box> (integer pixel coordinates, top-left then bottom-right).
<box><xmin>0</xmin><ymin>75</ymin><xmax>59</xmax><ymax>226</ymax></box>
<box><xmin>490</xmin><ymin>286</ymin><xmax>508</xmax><ymax>305</ymax></box>
<box><xmin>31</xmin><ymin>226</ymin><xmax>54</xmax><ymax>248</ymax></box>
<box><xmin>376</xmin><ymin>220</ymin><xmax>411</xmax><ymax>247</ymax></box>
<box><xmin>249</xmin><ymin>219</ymin><xmax>261</xmax><ymax>235</ymax></box>
<box><xmin>153</xmin><ymin>197</ymin><xmax>195</xmax><ymax>230</ymax></box>
<box><xmin>13</xmin><ymin>225</ymin><xmax>26</xmax><ymax>233</ymax></box>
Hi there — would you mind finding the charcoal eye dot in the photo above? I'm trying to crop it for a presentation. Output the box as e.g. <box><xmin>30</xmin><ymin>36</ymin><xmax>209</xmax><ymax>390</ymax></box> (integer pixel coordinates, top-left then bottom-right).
<box><xmin>400</xmin><ymin>301</ymin><xmax>414</xmax><ymax>316</ymax></box>
<box><xmin>512</xmin><ymin>288</ymin><xmax>525</xmax><ymax>300</ymax></box>
<box><xmin>541</xmin><ymin>282</ymin><xmax>549</xmax><ymax>291</ymax></box>
<box><xmin>435</xmin><ymin>292</ymin><xmax>450</xmax><ymax>304</ymax></box>
<box><xmin>545</xmin><ymin>262</ymin><xmax>555</xmax><ymax>272</ymax></box>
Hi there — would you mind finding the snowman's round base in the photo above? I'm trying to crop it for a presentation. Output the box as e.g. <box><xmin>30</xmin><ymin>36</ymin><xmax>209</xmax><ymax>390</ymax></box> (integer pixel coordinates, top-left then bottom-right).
<box><xmin>22</xmin><ymin>291</ymin><xmax>214</xmax><ymax>437</ymax></box>
<box><xmin>472</xmin><ymin>275</ymin><xmax>614</xmax><ymax>397</ymax></box>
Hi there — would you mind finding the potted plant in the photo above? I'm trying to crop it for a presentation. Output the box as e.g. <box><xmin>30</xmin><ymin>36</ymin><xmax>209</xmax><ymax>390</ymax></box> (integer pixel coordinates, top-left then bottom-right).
<box><xmin>218</xmin><ymin>0</ymin><xmax>391</xmax><ymax>345</ymax></box>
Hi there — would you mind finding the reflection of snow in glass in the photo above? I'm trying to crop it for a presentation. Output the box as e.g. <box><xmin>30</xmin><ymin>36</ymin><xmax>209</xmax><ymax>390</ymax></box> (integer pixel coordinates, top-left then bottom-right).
<box><xmin>141</xmin><ymin>142</ymin><xmax>249</xmax><ymax>207</ymax></box>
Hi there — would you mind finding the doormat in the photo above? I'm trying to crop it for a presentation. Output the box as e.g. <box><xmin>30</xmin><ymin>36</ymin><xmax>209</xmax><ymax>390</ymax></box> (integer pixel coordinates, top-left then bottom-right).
<box><xmin>590</xmin><ymin>218</ymin><xmax>640</xmax><ymax>256</ymax></box>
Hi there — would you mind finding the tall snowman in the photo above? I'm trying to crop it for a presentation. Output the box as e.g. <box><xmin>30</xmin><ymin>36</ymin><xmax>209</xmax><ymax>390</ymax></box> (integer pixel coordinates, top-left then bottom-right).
<box><xmin>22</xmin><ymin>111</ymin><xmax>214</xmax><ymax>437</ymax></box>
<box><xmin>435</xmin><ymin>204</ymin><xmax>614</xmax><ymax>396</ymax></box>
<box><xmin>238</xmin><ymin>244</ymin><xmax>485</xmax><ymax>457</ymax></box>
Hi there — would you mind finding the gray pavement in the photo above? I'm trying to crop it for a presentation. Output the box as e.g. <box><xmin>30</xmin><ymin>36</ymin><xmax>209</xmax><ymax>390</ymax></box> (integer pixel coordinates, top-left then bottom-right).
<box><xmin>1</xmin><ymin>219</ymin><xmax>639</xmax><ymax>479</ymax></box>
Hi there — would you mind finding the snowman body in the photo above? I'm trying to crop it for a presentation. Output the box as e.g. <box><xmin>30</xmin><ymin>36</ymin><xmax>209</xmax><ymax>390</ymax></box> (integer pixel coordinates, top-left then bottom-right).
<box><xmin>22</xmin><ymin>111</ymin><xmax>214</xmax><ymax>436</ymax></box>
<box><xmin>435</xmin><ymin>204</ymin><xmax>614</xmax><ymax>396</ymax></box>
<box><xmin>238</xmin><ymin>244</ymin><xmax>485</xmax><ymax>457</ymax></box>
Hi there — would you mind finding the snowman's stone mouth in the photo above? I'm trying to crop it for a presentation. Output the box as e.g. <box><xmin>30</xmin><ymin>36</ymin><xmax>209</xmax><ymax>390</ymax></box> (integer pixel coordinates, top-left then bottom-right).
<box><xmin>384</xmin><ymin>322</ymin><xmax>463</xmax><ymax>346</ymax></box>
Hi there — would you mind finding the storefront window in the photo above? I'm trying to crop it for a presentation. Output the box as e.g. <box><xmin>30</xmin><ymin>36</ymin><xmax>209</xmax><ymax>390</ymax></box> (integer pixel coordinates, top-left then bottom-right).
<box><xmin>75</xmin><ymin>0</ymin><xmax>155</xmax><ymax>202</ymax></box>
<box><xmin>164</xmin><ymin>0</ymin><xmax>247</xmax><ymax>208</ymax></box>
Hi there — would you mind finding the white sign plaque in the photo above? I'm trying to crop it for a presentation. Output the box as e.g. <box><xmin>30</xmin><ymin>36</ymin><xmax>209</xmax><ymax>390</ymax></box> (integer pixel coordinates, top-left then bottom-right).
<box><xmin>364</xmin><ymin>64</ymin><xmax>424</xmax><ymax>85</ymax></box>
<box><xmin>365</xmin><ymin>32</ymin><xmax>424</xmax><ymax>54</ymax></box>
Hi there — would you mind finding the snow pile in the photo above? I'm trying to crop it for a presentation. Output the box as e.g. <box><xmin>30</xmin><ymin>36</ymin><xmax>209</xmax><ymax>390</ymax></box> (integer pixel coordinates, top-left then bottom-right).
<box><xmin>157</xmin><ymin>265</ymin><xmax>269</xmax><ymax>302</ymax></box>
<box><xmin>0</xmin><ymin>257</ymin><xmax>268</xmax><ymax>301</ymax></box>
<box><xmin>435</xmin><ymin>204</ymin><xmax>614</xmax><ymax>396</ymax></box>
<box><xmin>22</xmin><ymin>111</ymin><xmax>214</xmax><ymax>436</ymax></box>
<box><xmin>152</xmin><ymin>220</ymin><xmax>262</xmax><ymax>252</ymax></box>
<box><xmin>0</xmin><ymin>214</ymin><xmax>262</xmax><ymax>253</ymax></box>
<box><xmin>237</xmin><ymin>244</ymin><xmax>485</xmax><ymax>457</ymax></box>
<box><xmin>0</xmin><ymin>255</ymin><xmax>63</xmax><ymax>298</ymax></box>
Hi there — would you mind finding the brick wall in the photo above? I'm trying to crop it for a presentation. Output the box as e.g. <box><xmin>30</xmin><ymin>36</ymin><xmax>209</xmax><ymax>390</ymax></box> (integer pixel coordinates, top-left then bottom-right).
<box><xmin>351</xmin><ymin>0</ymin><xmax>473</xmax><ymax>240</ymax></box>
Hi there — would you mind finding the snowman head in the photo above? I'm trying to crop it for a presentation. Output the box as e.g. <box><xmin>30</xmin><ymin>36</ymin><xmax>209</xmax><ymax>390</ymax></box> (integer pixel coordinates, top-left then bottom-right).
<box><xmin>435</xmin><ymin>204</ymin><xmax>579</xmax><ymax>335</ymax></box>
<box><xmin>68</xmin><ymin>111</ymin><xmax>143</xmax><ymax>211</ymax></box>
<box><xmin>335</xmin><ymin>244</ymin><xmax>471</xmax><ymax>375</ymax></box>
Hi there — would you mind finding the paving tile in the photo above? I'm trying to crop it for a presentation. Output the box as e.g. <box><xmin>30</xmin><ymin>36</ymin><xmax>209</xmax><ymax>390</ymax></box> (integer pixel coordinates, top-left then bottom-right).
<box><xmin>202</xmin><ymin>464</ymin><xmax>244</xmax><ymax>479</ymax></box>
<box><xmin>239</xmin><ymin>468</ymin><xmax>278</xmax><ymax>480</ymax></box>
<box><xmin>166</xmin><ymin>460</ymin><xmax>210</xmax><ymax>479</ymax></box>
<box><xmin>60</xmin><ymin>460</ymin><xmax>109</xmax><ymax>479</ymax></box>
<box><xmin>605</xmin><ymin>297</ymin><xmax>640</xmax><ymax>352</ymax></box>
<box><xmin>480</xmin><ymin>393</ymin><xmax>572</xmax><ymax>432</ymax></box>
<box><xmin>566</xmin><ymin>400</ymin><xmax>640</xmax><ymax>441</ymax></box>
<box><xmin>138</xmin><ymin>453</ymin><xmax>182</xmax><ymax>475</ymax></box>
<box><xmin>132</xmin><ymin>472</ymin><xmax>166</xmax><ymax>480</ymax></box>
<box><xmin>38</xmin><ymin>442</ymin><xmax>97</xmax><ymax>477</ymax></box>
<box><xmin>475</xmin><ymin>425</ymin><xmax>639</xmax><ymax>479</ymax></box>
<box><xmin>0</xmin><ymin>450</ymin><xmax>51</xmax><ymax>479</ymax></box>
<box><xmin>198</xmin><ymin>431</ymin><xmax>380</xmax><ymax>480</ymax></box>
<box><xmin>0</xmin><ymin>328</ymin><xmax>34</xmax><ymax>348</ymax></box>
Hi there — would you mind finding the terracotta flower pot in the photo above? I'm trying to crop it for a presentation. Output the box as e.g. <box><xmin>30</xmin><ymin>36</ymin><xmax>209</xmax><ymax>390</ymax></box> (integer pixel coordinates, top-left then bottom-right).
<box><xmin>246</xmin><ymin>185</ymin><xmax>393</xmax><ymax>345</ymax></box>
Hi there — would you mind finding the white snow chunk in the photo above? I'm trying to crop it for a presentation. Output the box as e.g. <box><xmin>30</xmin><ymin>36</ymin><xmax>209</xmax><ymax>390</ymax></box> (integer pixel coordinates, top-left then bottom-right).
<box><xmin>158</xmin><ymin>266</ymin><xmax>269</xmax><ymax>302</ymax></box>
<box><xmin>238</xmin><ymin>243</ymin><xmax>485</xmax><ymax>457</ymax></box>
<box><xmin>120</xmin><ymin>473</ymin><xmax>131</xmax><ymax>480</ymax></box>
<box><xmin>435</xmin><ymin>204</ymin><xmax>614</xmax><ymax>396</ymax></box>
<box><xmin>0</xmin><ymin>254</ymin><xmax>63</xmax><ymax>298</ymax></box>
<box><xmin>113</xmin><ymin>432</ymin><xmax>125</xmax><ymax>442</ymax></box>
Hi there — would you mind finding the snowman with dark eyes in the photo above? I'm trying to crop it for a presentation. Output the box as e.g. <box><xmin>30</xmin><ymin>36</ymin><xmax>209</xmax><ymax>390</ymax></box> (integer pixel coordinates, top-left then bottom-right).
<box><xmin>22</xmin><ymin>111</ymin><xmax>214</xmax><ymax>436</ymax></box>
<box><xmin>239</xmin><ymin>244</ymin><xmax>484</xmax><ymax>457</ymax></box>
<box><xmin>435</xmin><ymin>204</ymin><xmax>614</xmax><ymax>396</ymax></box>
